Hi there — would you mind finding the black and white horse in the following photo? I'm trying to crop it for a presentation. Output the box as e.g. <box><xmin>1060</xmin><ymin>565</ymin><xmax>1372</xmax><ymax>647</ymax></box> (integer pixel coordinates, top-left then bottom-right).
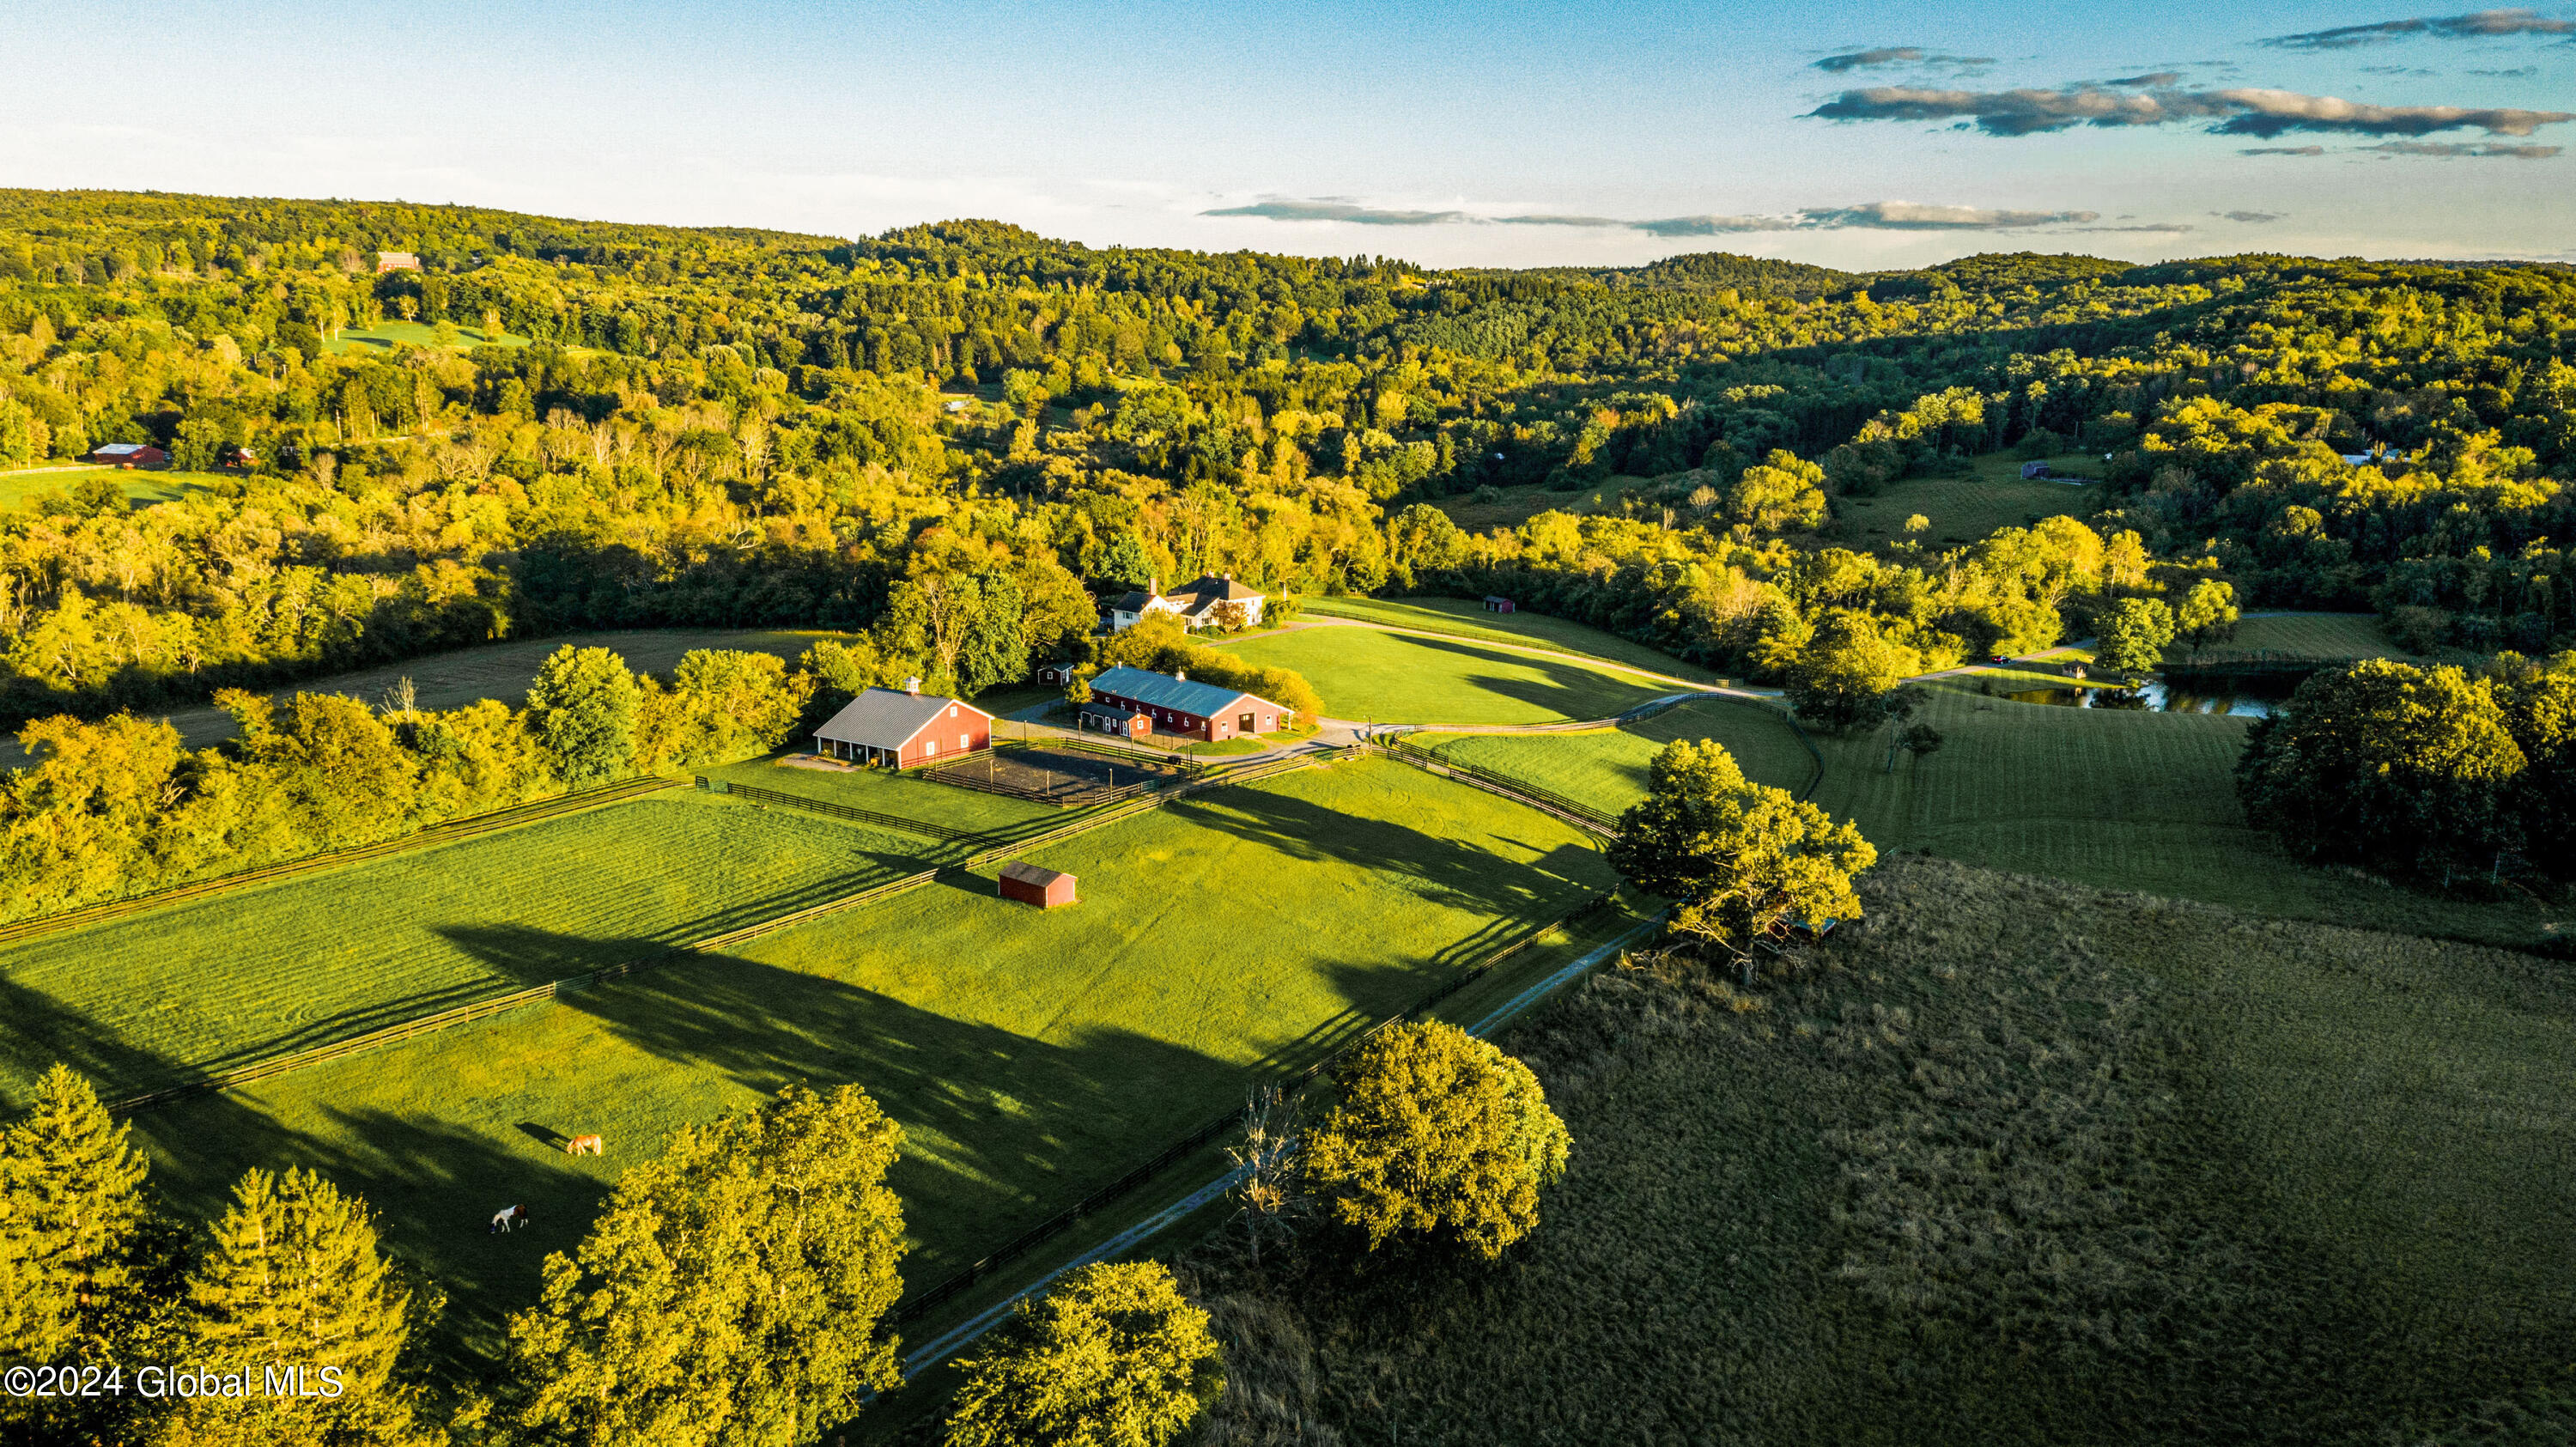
<box><xmin>489</xmin><ymin>1204</ymin><xmax>529</xmax><ymax>1234</ymax></box>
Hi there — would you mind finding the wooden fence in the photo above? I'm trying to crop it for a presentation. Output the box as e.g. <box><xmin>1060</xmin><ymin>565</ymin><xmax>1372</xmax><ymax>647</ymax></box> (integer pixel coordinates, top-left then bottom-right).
<box><xmin>0</xmin><ymin>775</ymin><xmax>682</xmax><ymax>951</ymax></box>
<box><xmin>891</xmin><ymin>887</ymin><xmax>1619</xmax><ymax>1323</ymax></box>
<box><xmin>696</xmin><ymin>777</ymin><xmax>975</xmax><ymax>842</ymax></box>
<box><xmin>1377</xmin><ymin>739</ymin><xmax>1620</xmax><ymax>835</ymax></box>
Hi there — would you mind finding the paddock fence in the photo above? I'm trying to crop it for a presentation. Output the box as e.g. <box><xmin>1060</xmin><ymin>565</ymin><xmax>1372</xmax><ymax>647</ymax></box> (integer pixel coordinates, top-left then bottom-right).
<box><xmin>0</xmin><ymin>775</ymin><xmax>683</xmax><ymax>951</ymax></box>
<box><xmin>694</xmin><ymin>777</ymin><xmax>976</xmax><ymax>842</ymax></box>
<box><xmin>890</xmin><ymin>887</ymin><xmax>1622</xmax><ymax>1324</ymax></box>
<box><xmin>1375</xmin><ymin>738</ymin><xmax>1621</xmax><ymax>836</ymax></box>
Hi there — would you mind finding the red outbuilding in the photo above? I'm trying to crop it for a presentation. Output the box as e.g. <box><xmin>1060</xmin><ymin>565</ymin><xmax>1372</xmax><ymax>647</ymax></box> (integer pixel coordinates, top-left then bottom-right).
<box><xmin>810</xmin><ymin>679</ymin><xmax>993</xmax><ymax>767</ymax></box>
<box><xmin>998</xmin><ymin>861</ymin><xmax>1076</xmax><ymax>909</ymax></box>
<box><xmin>89</xmin><ymin>443</ymin><xmax>167</xmax><ymax>469</ymax></box>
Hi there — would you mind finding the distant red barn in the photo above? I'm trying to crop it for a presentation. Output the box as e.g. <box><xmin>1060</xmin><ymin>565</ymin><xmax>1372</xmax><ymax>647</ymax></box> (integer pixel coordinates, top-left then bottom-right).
<box><xmin>998</xmin><ymin>861</ymin><xmax>1075</xmax><ymax>909</ymax></box>
<box><xmin>89</xmin><ymin>443</ymin><xmax>167</xmax><ymax>469</ymax></box>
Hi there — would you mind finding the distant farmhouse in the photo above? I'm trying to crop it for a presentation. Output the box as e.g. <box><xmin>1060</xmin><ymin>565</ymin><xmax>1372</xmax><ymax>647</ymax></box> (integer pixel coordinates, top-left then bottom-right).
<box><xmin>1085</xmin><ymin>666</ymin><xmax>1287</xmax><ymax>743</ymax></box>
<box><xmin>375</xmin><ymin>251</ymin><xmax>422</xmax><ymax>274</ymax></box>
<box><xmin>1104</xmin><ymin>575</ymin><xmax>1265</xmax><ymax>632</ymax></box>
<box><xmin>811</xmin><ymin>680</ymin><xmax>992</xmax><ymax>766</ymax></box>
<box><xmin>88</xmin><ymin>442</ymin><xmax>166</xmax><ymax>469</ymax></box>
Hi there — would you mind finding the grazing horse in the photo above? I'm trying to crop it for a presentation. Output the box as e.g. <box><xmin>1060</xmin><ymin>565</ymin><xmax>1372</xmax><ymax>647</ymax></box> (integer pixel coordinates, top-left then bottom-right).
<box><xmin>566</xmin><ymin>1134</ymin><xmax>605</xmax><ymax>1157</ymax></box>
<box><xmin>489</xmin><ymin>1206</ymin><xmax>521</xmax><ymax>1234</ymax></box>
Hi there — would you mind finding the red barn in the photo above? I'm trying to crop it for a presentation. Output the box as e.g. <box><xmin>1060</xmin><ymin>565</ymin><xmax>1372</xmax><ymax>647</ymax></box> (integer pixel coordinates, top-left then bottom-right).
<box><xmin>811</xmin><ymin>681</ymin><xmax>993</xmax><ymax>767</ymax></box>
<box><xmin>89</xmin><ymin>443</ymin><xmax>167</xmax><ymax>469</ymax></box>
<box><xmin>998</xmin><ymin>861</ymin><xmax>1076</xmax><ymax>909</ymax></box>
<box><xmin>1085</xmin><ymin>666</ymin><xmax>1288</xmax><ymax>744</ymax></box>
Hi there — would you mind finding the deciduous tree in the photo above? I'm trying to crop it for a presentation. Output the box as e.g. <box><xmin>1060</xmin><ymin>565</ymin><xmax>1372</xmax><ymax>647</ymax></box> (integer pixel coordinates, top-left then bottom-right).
<box><xmin>942</xmin><ymin>1262</ymin><xmax>1223</xmax><ymax>1447</ymax></box>
<box><xmin>525</xmin><ymin>645</ymin><xmax>641</xmax><ymax>788</ymax></box>
<box><xmin>1608</xmin><ymin>739</ymin><xmax>1877</xmax><ymax>955</ymax></box>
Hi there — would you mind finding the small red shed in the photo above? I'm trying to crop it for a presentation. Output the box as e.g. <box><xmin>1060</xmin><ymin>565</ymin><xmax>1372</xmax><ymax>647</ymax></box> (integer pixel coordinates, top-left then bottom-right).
<box><xmin>998</xmin><ymin>861</ymin><xmax>1076</xmax><ymax>909</ymax></box>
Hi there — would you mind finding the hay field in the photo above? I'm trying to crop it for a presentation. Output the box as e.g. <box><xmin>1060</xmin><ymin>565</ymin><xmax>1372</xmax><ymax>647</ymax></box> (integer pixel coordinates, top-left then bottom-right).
<box><xmin>1833</xmin><ymin>450</ymin><xmax>2102</xmax><ymax>546</ymax></box>
<box><xmin>1427</xmin><ymin>684</ymin><xmax>2550</xmax><ymax>949</ymax></box>
<box><xmin>1167</xmin><ymin>856</ymin><xmax>2576</xmax><ymax>1446</ymax></box>
<box><xmin>0</xmin><ymin>791</ymin><xmax>933</xmax><ymax>1107</ymax></box>
<box><xmin>320</xmin><ymin>321</ymin><xmax>530</xmax><ymax>354</ymax></box>
<box><xmin>1214</xmin><ymin>625</ymin><xmax>1674</xmax><ymax>725</ymax></box>
<box><xmin>0</xmin><ymin>465</ymin><xmax>227</xmax><ymax>512</ymax></box>
<box><xmin>109</xmin><ymin>759</ymin><xmax>1618</xmax><ymax>1355</ymax></box>
<box><xmin>1299</xmin><ymin>597</ymin><xmax>1721</xmax><ymax>683</ymax></box>
<box><xmin>2205</xmin><ymin>611</ymin><xmax>2408</xmax><ymax>661</ymax></box>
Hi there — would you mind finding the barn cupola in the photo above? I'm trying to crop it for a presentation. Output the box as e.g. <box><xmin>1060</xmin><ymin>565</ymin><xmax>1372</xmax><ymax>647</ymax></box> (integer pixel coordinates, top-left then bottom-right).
<box><xmin>904</xmin><ymin>677</ymin><xmax>921</xmax><ymax>696</ymax></box>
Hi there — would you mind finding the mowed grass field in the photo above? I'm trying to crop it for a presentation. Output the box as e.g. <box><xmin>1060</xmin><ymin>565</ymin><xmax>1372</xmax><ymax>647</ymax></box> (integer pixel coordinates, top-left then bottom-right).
<box><xmin>0</xmin><ymin>465</ymin><xmax>228</xmax><ymax>512</ymax></box>
<box><xmin>2194</xmin><ymin>611</ymin><xmax>2409</xmax><ymax>661</ymax></box>
<box><xmin>0</xmin><ymin>627</ymin><xmax>835</xmax><ymax>768</ymax></box>
<box><xmin>1178</xmin><ymin>855</ymin><xmax>2576</xmax><ymax>1444</ymax></box>
<box><xmin>1215</xmin><ymin>625</ymin><xmax>1677</xmax><ymax>725</ymax></box>
<box><xmin>1427</xmin><ymin>684</ymin><xmax>2553</xmax><ymax>949</ymax></box>
<box><xmin>1833</xmin><ymin>450</ymin><xmax>2103</xmax><ymax>546</ymax></box>
<box><xmin>109</xmin><ymin>758</ymin><xmax>1618</xmax><ymax>1356</ymax></box>
<box><xmin>0</xmin><ymin>791</ymin><xmax>936</xmax><ymax>1106</ymax></box>
<box><xmin>1300</xmin><ymin>596</ymin><xmax>1721</xmax><ymax>683</ymax></box>
<box><xmin>320</xmin><ymin>320</ymin><xmax>532</xmax><ymax>354</ymax></box>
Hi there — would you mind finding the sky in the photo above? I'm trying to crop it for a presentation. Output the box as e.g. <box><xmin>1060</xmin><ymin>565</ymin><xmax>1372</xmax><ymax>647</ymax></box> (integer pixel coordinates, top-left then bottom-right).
<box><xmin>3</xmin><ymin>0</ymin><xmax>2573</xmax><ymax>270</ymax></box>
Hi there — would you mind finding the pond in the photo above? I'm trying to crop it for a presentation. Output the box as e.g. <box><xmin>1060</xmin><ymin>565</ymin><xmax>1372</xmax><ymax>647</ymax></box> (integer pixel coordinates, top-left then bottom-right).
<box><xmin>2003</xmin><ymin>674</ymin><xmax>2298</xmax><ymax>719</ymax></box>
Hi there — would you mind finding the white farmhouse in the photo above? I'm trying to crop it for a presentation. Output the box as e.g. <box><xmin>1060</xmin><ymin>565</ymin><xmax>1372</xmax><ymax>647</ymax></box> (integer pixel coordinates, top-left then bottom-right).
<box><xmin>1103</xmin><ymin>574</ymin><xmax>1266</xmax><ymax>632</ymax></box>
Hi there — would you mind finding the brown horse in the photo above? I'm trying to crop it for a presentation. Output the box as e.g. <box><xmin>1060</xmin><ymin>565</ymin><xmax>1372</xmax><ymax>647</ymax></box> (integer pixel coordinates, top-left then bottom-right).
<box><xmin>566</xmin><ymin>1134</ymin><xmax>605</xmax><ymax>1157</ymax></box>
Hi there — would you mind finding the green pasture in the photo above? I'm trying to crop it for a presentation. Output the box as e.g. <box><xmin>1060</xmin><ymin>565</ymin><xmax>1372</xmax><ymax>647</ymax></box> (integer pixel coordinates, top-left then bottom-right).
<box><xmin>321</xmin><ymin>321</ymin><xmax>531</xmax><ymax>355</ymax></box>
<box><xmin>0</xmin><ymin>791</ymin><xmax>934</xmax><ymax>1107</ymax></box>
<box><xmin>1833</xmin><ymin>450</ymin><xmax>2103</xmax><ymax>547</ymax></box>
<box><xmin>1426</xmin><ymin>683</ymin><xmax>2551</xmax><ymax>949</ymax></box>
<box><xmin>1302</xmin><ymin>596</ymin><xmax>1720</xmax><ymax>683</ymax></box>
<box><xmin>110</xmin><ymin>758</ymin><xmax>1617</xmax><ymax>1356</ymax></box>
<box><xmin>1215</xmin><ymin>625</ymin><xmax>1675</xmax><ymax>725</ymax></box>
<box><xmin>2192</xmin><ymin>611</ymin><xmax>2407</xmax><ymax>662</ymax></box>
<box><xmin>699</xmin><ymin>753</ymin><xmax>1066</xmax><ymax>836</ymax></box>
<box><xmin>1229</xmin><ymin>854</ymin><xmax>2576</xmax><ymax>1444</ymax></box>
<box><xmin>1430</xmin><ymin>476</ymin><xmax>1654</xmax><ymax>534</ymax></box>
<box><xmin>0</xmin><ymin>627</ymin><xmax>835</xmax><ymax>769</ymax></box>
<box><xmin>0</xmin><ymin>465</ymin><xmax>227</xmax><ymax>512</ymax></box>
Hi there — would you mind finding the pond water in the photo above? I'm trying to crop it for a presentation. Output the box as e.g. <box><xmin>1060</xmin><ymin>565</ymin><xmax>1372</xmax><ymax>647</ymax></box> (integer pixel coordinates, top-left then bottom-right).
<box><xmin>2003</xmin><ymin>674</ymin><xmax>2296</xmax><ymax>719</ymax></box>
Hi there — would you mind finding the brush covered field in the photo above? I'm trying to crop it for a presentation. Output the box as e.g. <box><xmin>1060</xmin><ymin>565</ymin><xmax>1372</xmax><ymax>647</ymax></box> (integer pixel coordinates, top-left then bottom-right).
<box><xmin>1423</xmin><ymin>684</ymin><xmax>2552</xmax><ymax>950</ymax></box>
<box><xmin>65</xmin><ymin>758</ymin><xmax>1615</xmax><ymax>1356</ymax></box>
<box><xmin>1175</xmin><ymin>855</ymin><xmax>2576</xmax><ymax>1447</ymax></box>
<box><xmin>1214</xmin><ymin>624</ymin><xmax>1676</xmax><ymax>725</ymax></box>
<box><xmin>1832</xmin><ymin>449</ymin><xmax>2105</xmax><ymax>546</ymax></box>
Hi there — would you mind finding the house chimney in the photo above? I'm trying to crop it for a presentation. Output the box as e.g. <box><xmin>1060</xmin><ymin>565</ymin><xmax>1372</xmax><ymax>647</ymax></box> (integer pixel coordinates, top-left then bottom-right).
<box><xmin>904</xmin><ymin>677</ymin><xmax>921</xmax><ymax>696</ymax></box>
<box><xmin>1148</xmin><ymin>575</ymin><xmax>1160</xmax><ymax>599</ymax></box>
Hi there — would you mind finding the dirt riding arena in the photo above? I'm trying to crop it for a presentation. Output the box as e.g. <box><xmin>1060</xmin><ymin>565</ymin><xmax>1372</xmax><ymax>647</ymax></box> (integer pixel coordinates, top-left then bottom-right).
<box><xmin>923</xmin><ymin>742</ymin><xmax>1184</xmax><ymax>806</ymax></box>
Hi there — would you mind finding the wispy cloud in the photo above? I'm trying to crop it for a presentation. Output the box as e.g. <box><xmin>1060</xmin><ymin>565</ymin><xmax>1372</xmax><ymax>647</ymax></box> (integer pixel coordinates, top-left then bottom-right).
<box><xmin>1200</xmin><ymin>199</ymin><xmax>1467</xmax><ymax>225</ymax></box>
<box><xmin>2260</xmin><ymin>8</ymin><xmax>2575</xmax><ymax>50</ymax></box>
<box><xmin>2070</xmin><ymin>222</ymin><xmax>2196</xmax><ymax>233</ymax></box>
<box><xmin>2107</xmin><ymin>71</ymin><xmax>2185</xmax><ymax>88</ymax></box>
<box><xmin>1814</xmin><ymin>46</ymin><xmax>1995</xmax><ymax>74</ymax></box>
<box><xmin>2239</xmin><ymin>144</ymin><xmax>2327</xmax><ymax>155</ymax></box>
<box><xmin>2364</xmin><ymin>138</ymin><xmax>2564</xmax><ymax>155</ymax></box>
<box><xmin>1808</xmin><ymin>82</ymin><xmax>2573</xmax><ymax>138</ymax></box>
<box><xmin>1202</xmin><ymin>198</ymin><xmax>2103</xmax><ymax>234</ymax></box>
<box><xmin>2215</xmin><ymin>210</ymin><xmax>2285</xmax><ymax>222</ymax></box>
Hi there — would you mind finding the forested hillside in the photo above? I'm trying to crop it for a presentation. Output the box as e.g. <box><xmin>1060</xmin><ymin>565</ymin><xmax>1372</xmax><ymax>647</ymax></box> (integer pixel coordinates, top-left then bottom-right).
<box><xmin>2</xmin><ymin>189</ymin><xmax>2570</xmax><ymax>729</ymax></box>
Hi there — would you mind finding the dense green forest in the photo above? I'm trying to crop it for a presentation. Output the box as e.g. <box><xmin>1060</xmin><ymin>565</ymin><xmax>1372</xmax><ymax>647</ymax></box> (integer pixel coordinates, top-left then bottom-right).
<box><xmin>1</xmin><ymin>188</ymin><xmax>2569</xmax><ymax>726</ymax></box>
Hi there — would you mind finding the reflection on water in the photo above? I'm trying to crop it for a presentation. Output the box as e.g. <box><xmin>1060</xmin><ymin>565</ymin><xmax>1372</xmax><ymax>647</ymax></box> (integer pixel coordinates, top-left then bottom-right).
<box><xmin>2003</xmin><ymin>675</ymin><xmax>2292</xmax><ymax>718</ymax></box>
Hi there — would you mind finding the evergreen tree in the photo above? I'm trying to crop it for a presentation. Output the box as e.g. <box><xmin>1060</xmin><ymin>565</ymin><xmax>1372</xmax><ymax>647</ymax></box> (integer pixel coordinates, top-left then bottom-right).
<box><xmin>943</xmin><ymin>1262</ymin><xmax>1223</xmax><ymax>1447</ymax></box>
<box><xmin>1608</xmin><ymin>739</ymin><xmax>1877</xmax><ymax>956</ymax></box>
<box><xmin>0</xmin><ymin>1064</ymin><xmax>149</xmax><ymax>1365</ymax></box>
<box><xmin>525</xmin><ymin>645</ymin><xmax>641</xmax><ymax>788</ymax></box>
<box><xmin>155</xmin><ymin>1166</ymin><xmax>429</xmax><ymax>1447</ymax></box>
<box><xmin>504</xmin><ymin>1084</ymin><xmax>907</xmax><ymax>1446</ymax></box>
<box><xmin>1302</xmin><ymin>1020</ymin><xmax>1571</xmax><ymax>1261</ymax></box>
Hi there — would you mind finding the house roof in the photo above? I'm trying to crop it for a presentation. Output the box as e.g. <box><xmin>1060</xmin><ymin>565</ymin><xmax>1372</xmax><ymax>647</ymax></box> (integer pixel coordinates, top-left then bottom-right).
<box><xmin>1088</xmin><ymin>666</ymin><xmax>1276</xmax><ymax>717</ymax></box>
<box><xmin>999</xmin><ymin>860</ymin><xmax>1072</xmax><ymax>888</ymax></box>
<box><xmin>1107</xmin><ymin>591</ymin><xmax>1153</xmax><ymax>613</ymax></box>
<box><xmin>1172</xmin><ymin>574</ymin><xmax>1261</xmax><ymax>602</ymax></box>
<box><xmin>813</xmin><ymin>687</ymin><xmax>988</xmax><ymax>749</ymax></box>
<box><xmin>94</xmin><ymin>442</ymin><xmax>155</xmax><ymax>457</ymax></box>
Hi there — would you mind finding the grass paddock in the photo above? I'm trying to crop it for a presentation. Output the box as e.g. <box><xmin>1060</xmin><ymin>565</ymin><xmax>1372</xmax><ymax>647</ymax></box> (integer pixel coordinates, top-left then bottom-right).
<box><xmin>106</xmin><ymin>758</ymin><xmax>1616</xmax><ymax>1359</ymax></box>
<box><xmin>1300</xmin><ymin>597</ymin><xmax>1720</xmax><ymax>683</ymax></box>
<box><xmin>1215</xmin><ymin>626</ymin><xmax>1675</xmax><ymax>725</ymax></box>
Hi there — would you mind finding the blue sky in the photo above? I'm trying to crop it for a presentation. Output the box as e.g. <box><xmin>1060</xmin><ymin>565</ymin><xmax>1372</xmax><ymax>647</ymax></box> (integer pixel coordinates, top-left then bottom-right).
<box><xmin>3</xmin><ymin>1</ymin><xmax>2571</xmax><ymax>268</ymax></box>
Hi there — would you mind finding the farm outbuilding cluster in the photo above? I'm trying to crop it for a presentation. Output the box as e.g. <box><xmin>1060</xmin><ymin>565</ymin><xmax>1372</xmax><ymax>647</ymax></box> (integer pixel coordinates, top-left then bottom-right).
<box><xmin>1084</xmin><ymin>666</ymin><xmax>1288</xmax><ymax>743</ymax></box>
<box><xmin>811</xmin><ymin>682</ymin><xmax>992</xmax><ymax>766</ymax></box>
<box><xmin>89</xmin><ymin>443</ymin><xmax>166</xmax><ymax>468</ymax></box>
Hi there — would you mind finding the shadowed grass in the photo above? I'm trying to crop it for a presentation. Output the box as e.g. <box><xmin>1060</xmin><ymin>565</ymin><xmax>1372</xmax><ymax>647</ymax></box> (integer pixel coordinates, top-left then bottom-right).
<box><xmin>1214</xmin><ymin>626</ymin><xmax>1674</xmax><ymax>725</ymax></box>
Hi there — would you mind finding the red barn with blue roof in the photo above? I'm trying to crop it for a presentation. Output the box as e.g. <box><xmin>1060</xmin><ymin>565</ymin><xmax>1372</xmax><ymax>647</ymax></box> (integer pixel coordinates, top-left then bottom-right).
<box><xmin>1084</xmin><ymin>666</ymin><xmax>1287</xmax><ymax>743</ymax></box>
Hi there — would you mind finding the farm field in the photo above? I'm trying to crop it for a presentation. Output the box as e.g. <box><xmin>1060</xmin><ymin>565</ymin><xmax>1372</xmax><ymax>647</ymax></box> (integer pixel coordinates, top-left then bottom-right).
<box><xmin>2179</xmin><ymin>611</ymin><xmax>2409</xmax><ymax>662</ymax></box>
<box><xmin>320</xmin><ymin>320</ymin><xmax>531</xmax><ymax>354</ymax></box>
<box><xmin>1419</xmin><ymin>695</ymin><xmax>1819</xmax><ymax>804</ymax></box>
<box><xmin>1173</xmin><ymin>855</ymin><xmax>2576</xmax><ymax>1444</ymax></box>
<box><xmin>1832</xmin><ymin>449</ymin><xmax>2103</xmax><ymax>547</ymax></box>
<box><xmin>701</xmin><ymin>752</ymin><xmax>1075</xmax><ymax>836</ymax></box>
<box><xmin>1215</xmin><ymin>624</ymin><xmax>1675</xmax><ymax>725</ymax></box>
<box><xmin>110</xmin><ymin>758</ymin><xmax>1620</xmax><ymax>1357</ymax></box>
<box><xmin>1429</xmin><ymin>683</ymin><xmax>2551</xmax><ymax>950</ymax></box>
<box><xmin>1429</xmin><ymin>474</ymin><xmax>1655</xmax><ymax>533</ymax></box>
<box><xmin>0</xmin><ymin>627</ymin><xmax>834</xmax><ymax>767</ymax></box>
<box><xmin>1300</xmin><ymin>596</ymin><xmax>1721</xmax><ymax>682</ymax></box>
<box><xmin>0</xmin><ymin>790</ymin><xmax>931</xmax><ymax>1106</ymax></box>
<box><xmin>0</xmin><ymin>465</ymin><xmax>228</xmax><ymax>511</ymax></box>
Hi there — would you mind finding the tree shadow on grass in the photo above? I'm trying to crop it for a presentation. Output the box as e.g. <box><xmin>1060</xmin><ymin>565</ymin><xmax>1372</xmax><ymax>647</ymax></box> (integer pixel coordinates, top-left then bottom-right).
<box><xmin>1369</xmin><ymin>632</ymin><xmax>1668</xmax><ymax>720</ymax></box>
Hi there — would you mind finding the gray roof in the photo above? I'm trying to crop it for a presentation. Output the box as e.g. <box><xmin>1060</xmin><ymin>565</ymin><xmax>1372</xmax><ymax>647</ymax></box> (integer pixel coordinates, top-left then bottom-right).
<box><xmin>813</xmin><ymin>688</ymin><xmax>987</xmax><ymax>749</ymax></box>
<box><xmin>1088</xmin><ymin>666</ymin><xmax>1278</xmax><ymax>718</ymax></box>
<box><xmin>999</xmin><ymin>860</ymin><xmax>1072</xmax><ymax>887</ymax></box>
